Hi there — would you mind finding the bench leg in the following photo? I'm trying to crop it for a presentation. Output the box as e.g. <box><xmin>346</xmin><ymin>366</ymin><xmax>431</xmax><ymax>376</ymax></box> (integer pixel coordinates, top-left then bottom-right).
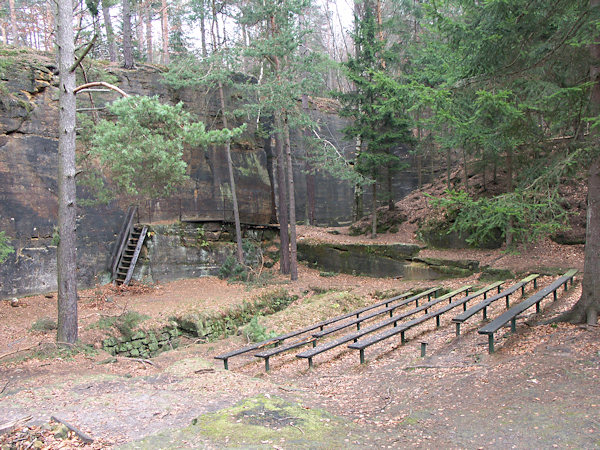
<box><xmin>483</xmin><ymin>307</ymin><xmax>487</xmax><ymax>321</ymax></box>
<box><xmin>463</xmin><ymin>302</ymin><xmax>467</xmax><ymax>312</ymax></box>
<box><xmin>421</xmin><ymin>342</ymin><xmax>427</xmax><ymax>357</ymax></box>
<box><xmin>312</xmin><ymin>340</ymin><xmax>317</xmax><ymax>348</ymax></box>
<box><xmin>484</xmin><ymin>292</ymin><xmax>487</xmax><ymax>300</ymax></box>
<box><xmin>553</xmin><ymin>291</ymin><xmax>557</xmax><ymax>301</ymax></box>
<box><xmin>455</xmin><ymin>323</ymin><xmax>461</xmax><ymax>336</ymax></box>
<box><xmin>393</xmin><ymin>321</ymin><xmax>397</xmax><ymax>327</ymax></box>
<box><xmin>536</xmin><ymin>302</ymin><xmax>540</xmax><ymax>313</ymax></box>
<box><xmin>223</xmin><ymin>359</ymin><xmax>229</xmax><ymax>370</ymax></box>
<box><xmin>511</xmin><ymin>318</ymin><xmax>516</xmax><ymax>333</ymax></box>
<box><xmin>308</xmin><ymin>357</ymin><xmax>313</xmax><ymax>369</ymax></box>
<box><xmin>416</xmin><ymin>299</ymin><xmax>419</xmax><ymax>307</ymax></box>
<box><xmin>506</xmin><ymin>295</ymin><xmax>510</xmax><ymax>308</ymax></box>
<box><xmin>357</xmin><ymin>322</ymin><xmax>361</xmax><ymax>331</ymax></box>
<box><xmin>564</xmin><ymin>282</ymin><xmax>568</xmax><ymax>292</ymax></box>
<box><xmin>401</xmin><ymin>331</ymin><xmax>406</xmax><ymax>344</ymax></box>
<box><xmin>264</xmin><ymin>357</ymin><xmax>270</xmax><ymax>372</ymax></box>
<box><xmin>436</xmin><ymin>316</ymin><xmax>440</xmax><ymax>328</ymax></box>
<box><xmin>521</xmin><ymin>285</ymin><xmax>525</xmax><ymax>296</ymax></box>
<box><xmin>498</xmin><ymin>286</ymin><xmax>502</xmax><ymax>293</ymax></box>
<box><xmin>359</xmin><ymin>349</ymin><xmax>365</xmax><ymax>365</ymax></box>
<box><xmin>534</xmin><ymin>278</ymin><xmax>538</xmax><ymax>289</ymax></box>
<box><xmin>488</xmin><ymin>334</ymin><xmax>495</xmax><ymax>354</ymax></box>
<box><xmin>389</xmin><ymin>310</ymin><xmax>393</xmax><ymax>317</ymax></box>
<box><xmin>425</xmin><ymin>308</ymin><xmax>428</xmax><ymax>315</ymax></box>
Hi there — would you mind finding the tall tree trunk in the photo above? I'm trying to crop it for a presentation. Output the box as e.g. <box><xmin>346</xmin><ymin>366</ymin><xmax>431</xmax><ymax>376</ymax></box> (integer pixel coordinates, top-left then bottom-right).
<box><xmin>275</xmin><ymin>121</ymin><xmax>290</xmax><ymax>274</ymax></box>
<box><xmin>145</xmin><ymin>2</ymin><xmax>153</xmax><ymax>63</ymax></box>
<box><xmin>56</xmin><ymin>0</ymin><xmax>78</xmax><ymax>344</ymax></box>
<box><xmin>353</xmin><ymin>136</ymin><xmax>363</xmax><ymax>221</ymax></box>
<box><xmin>219</xmin><ymin>84</ymin><xmax>244</xmax><ymax>265</ymax></box>
<box><xmin>283</xmin><ymin>116</ymin><xmax>298</xmax><ymax>280</ymax></box>
<box><xmin>101</xmin><ymin>1</ymin><xmax>117</xmax><ymax>61</ymax></box>
<box><xmin>122</xmin><ymin>0</ymin><xmax>134</xmax><ymax>68</ymax></box>
<box><xmin>211</xmin><ymin>5</ymin><xmax>243</xmax><ymax>266</ymax></box>
<box><xmin>136</xmin><ymin>3</ymin><xmax>145</xmax><ymax>59</ymax></box>
<box><xmin>371</xmin><ymin>182</ymin><xmax>377</xmax><ymax>238</ymax></box>
<box><xmin>446</xmin><ymin>148</ymin><xmax>451</xmax><ymax>190</ymax></box>
<box><xmin>199</xmin><ymin>0</ymin><xmax>207</xmax><ymax>57</ymax></box>
<box><xmin>387</xmin><ymin>165</ymin><xmax>394</xmax><ymax>210</ymax></box>
<box><xmin>45</xmin><ymin>1</ymin><xmax>54</xmax><ymax>51</ymax></box>
<box><xmin>563</xmin><ymin>0</ymin><xmax>600</xmax><ymax>324</ymax></box>
<box><xmin>161</xmin><ymin>0</ymin><xmax>169</xmax><ymax>64</ymax></box>
<box><xmin>9</xmin><ymin>0</ymin><xmax>19</xmax><ymax>46</ymax></box>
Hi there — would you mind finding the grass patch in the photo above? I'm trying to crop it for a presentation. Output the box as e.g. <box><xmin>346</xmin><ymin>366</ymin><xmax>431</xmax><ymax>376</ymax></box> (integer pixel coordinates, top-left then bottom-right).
<box><xmin>88</xmin><ymin>311</ymin><xmax>150</xmax><ymax>339</ymax></box>
<box><xmin>30</xmin><ymin>317</ymin><xmax>57</xmax><ymax>332</ymax></box>
<box><xmin>174</xmin><ymin>289</ymin><xmax>298</xmax><ymax>341</ymax></box>
<box><xmin>319</xmin><ymin>271</ymin><xmax>338</xmax><ymax>277</ymax></box>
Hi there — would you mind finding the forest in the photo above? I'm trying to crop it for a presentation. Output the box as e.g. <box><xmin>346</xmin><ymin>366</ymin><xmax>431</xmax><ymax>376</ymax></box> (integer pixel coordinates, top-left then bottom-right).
<box><xmin>0</xmin><ymin>0</ymin><xmax>599</xmax><ymax>336</ymax></box>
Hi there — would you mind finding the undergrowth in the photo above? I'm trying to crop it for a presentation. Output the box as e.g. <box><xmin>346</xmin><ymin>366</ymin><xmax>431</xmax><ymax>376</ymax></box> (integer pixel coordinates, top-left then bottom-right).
<box><xmin>88</xmin><ymin>311</ymin><xmax>150</xmax><ymax>339</ymax></box>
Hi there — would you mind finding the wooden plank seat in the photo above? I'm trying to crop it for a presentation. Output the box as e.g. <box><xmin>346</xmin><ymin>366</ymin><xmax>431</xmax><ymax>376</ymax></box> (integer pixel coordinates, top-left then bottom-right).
<box><xmin>452</xmin><ymin>274</ymin><xmax>540</xmax><ymax>336</ymax></box>
<box><xmin>478</xmin><ymin>269</ymin><xmax>577</xmax><ymax>354</ymax></box>
<box><xmin>312</xmin><ymin>286</ymin><xmax>445</xmax><ymax>339</ymax></box>
<box><xmin>214</xmin><ymin>289</ymin><xmax>414</xmax><ymax>369</ymax></box>
<box><xmin>347</xmin><ymin>282</ymin><xmax>505</xmax><ymax>364</ymax></box>
<box><xmin>296</xmin><ymin>285</ymin><xmax>477</xmax><ymax>369</ymax></box>
<box><xmin>252</xmin><ymin>289</ymin><xmax>440</xmax><ymax>372</ymax></box>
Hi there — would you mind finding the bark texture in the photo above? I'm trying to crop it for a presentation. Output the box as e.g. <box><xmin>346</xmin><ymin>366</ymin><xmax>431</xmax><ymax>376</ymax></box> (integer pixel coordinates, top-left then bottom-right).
<box><xmin>56</xmin><ymin>0</ymin><xmax>78</xmax><ymax>344</ymax></box>
<box><xmin>564</xmin><ymin>0</ymin><xmax>600</xmax><ymax>325</ymax></box>
<box><xmin>122</xmin><ymin>0</ymin><xmax>134</xmax><ymax>68</ymax></box>
<box><xmin>102</xmin><ymin>0</ymin><xmax>117</xmax><ymax>62</ymax></box>
<box><xmin>284</xmin><ymin>118</ymin><xmax>298</xmax><ymax>280</ymax></box>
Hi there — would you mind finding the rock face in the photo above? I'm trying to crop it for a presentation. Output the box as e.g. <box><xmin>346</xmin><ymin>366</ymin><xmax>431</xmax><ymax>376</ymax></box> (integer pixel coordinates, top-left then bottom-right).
<box><xmin>0</xmin><ymin>47</ymin><xmax>425</xmax><ymax>298</ymax></box>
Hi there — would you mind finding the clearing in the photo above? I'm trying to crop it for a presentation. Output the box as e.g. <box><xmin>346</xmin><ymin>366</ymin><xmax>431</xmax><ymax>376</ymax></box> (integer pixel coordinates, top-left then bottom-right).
<box><xmin>0</xmin><ymin>226</ymin><xmax>598</xmax><ymax>448</ymax></box>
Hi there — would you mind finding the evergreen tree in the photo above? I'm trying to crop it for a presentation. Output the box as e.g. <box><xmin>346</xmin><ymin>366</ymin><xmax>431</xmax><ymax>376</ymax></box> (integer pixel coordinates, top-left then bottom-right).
<box><xmin>337</xmin><ymin>0</ymin><xmax>413</xmax><ymax>236</ymax></box>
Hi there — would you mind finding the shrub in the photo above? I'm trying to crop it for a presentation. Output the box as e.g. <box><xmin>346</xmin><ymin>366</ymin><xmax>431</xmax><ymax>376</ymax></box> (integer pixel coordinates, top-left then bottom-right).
<box><xmin>242</xmin><ymin>316</ymin><xmax>277</xmax><ymax>343</ymax></box>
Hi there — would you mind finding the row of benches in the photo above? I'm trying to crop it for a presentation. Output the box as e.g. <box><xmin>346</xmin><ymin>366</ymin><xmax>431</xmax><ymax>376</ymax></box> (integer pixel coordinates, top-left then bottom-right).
<box><xmin>214</xmin><ymin>270</ymin><xmax>577</xmax><ymax>370</ymax></box>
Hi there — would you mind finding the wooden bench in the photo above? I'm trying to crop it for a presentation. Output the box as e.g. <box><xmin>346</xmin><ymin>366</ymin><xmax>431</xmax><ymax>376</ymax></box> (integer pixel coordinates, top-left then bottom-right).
<box><xmin>296</xmin><ymin>285</ymin><xmax>482</xmax><ymax>369</ymax></box>
<box><xmin>253</xmin><ymin>289</ymin><xmax>441</xmax><ymax>371</ymax></box>
<box><xmin>214</xmin><ymin>289</ymin><xmax>414</xmax><ymax>369</ymax></box>
<box><xmin>452</xmin><ymin>274</ymin><xmax>540</xmax><ymax>336</ymax></box>
<box><xmin>312</xmin><ymin>286</ymin><xmax>444</xmax><ymax>339</ymax></box>
<box><xmin>347</xmin><ymin>281</ymin><xmax>505</xmax><ymax>364</ymax></box>
<box><xmin>478</xmin><ymin>269</ymin><xmax>577</xmax><ymax>354</ymax></box>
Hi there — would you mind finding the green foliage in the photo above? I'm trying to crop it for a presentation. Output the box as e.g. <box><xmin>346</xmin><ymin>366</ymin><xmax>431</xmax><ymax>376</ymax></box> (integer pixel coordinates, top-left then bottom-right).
<box><xmin>0</xmin><ymin>231</ymin><xmax>14</xmax><ymax>263</ymax></box>
<box><xmin>318</xmin><ymin>271</ymin><xmax>338</xmax><ymax>278</ymax></box>
<box><xmin>174</xmin><ymin>289</ymin><xmax>297</xmax><ymax>341</ymax></box>
<box><xmin>426</xmin><ymin>190</ymin><xmax>568</xmax><ymax>248</ymax></box>
<box><xmin>89</xmin><ymin>311</ymin><xmax>149</xmax><ymax>339</ymax></box>
<box><xmin>30</xmin><ymin>317</ymin><xmax>58</xmax><ymax>332</ymax></box>
<box><xmin>242</xmin><ymin>316</ymin><xmax>277</xmax><ymax>343</ymax></box>
<box><xmin>218</xmin><ymin>255</ymin><xmax>247</xmax><ymax>281</ymax></box>
<box><xmin>80</xmin><ymin>96</ymin><xmax>244</xmax><ymax>203</ymax></box>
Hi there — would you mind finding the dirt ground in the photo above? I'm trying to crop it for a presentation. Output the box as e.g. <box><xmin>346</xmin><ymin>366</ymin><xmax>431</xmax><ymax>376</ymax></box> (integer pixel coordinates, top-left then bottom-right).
<box><xmin>0</xmin><ymin>226</ymin><xmax>598</xmax><ymax>449</ymax></box>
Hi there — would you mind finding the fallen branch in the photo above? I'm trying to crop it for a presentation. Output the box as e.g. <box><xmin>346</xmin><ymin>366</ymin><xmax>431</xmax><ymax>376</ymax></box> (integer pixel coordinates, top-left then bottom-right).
<box><xmin>0</xmin><ymin>416</ymin><xmax>32</xmax><ymax>435</ymax></box>
<box><xmin>0</xmin><ymin>344</ymin><xmax>42</xmax><ymax>361</ymax></box>
<box><xmin>194</xmin><ymin>368</ymin><xmax>215</xmax><ymax>374</ymax></box>
<box><xmin>50</xmin><ymin>416</ymin><xmax>94</xmax><ymax>444</ymax></box>
<box><xmin>116</xmin><ymin>356</ymin><xmax>156</xmax><ymax>367</ymax></box>
<box><xmin>74</xmin><ymin>81</ymin><xmax>130</xmax><ymax>98</ymax></box>
<box><xmin>0</xmin><ymin>380</ymin><xmax>8</xmax><ymax>395</ymax></box>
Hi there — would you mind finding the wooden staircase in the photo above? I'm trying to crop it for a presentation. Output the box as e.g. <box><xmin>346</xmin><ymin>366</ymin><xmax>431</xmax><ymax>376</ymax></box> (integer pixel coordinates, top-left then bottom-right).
<box><xmin>111</xmin><ymin>206</ymin><xmax>148</xmax><ymax>286</ymax></box>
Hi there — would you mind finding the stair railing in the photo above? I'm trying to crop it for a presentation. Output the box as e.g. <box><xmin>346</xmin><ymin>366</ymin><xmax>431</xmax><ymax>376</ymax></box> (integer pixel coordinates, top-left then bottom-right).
<box><xmin>111</xmin><ymin>205</ymin><xmax>138</xmax><ymax>282</ymax></box>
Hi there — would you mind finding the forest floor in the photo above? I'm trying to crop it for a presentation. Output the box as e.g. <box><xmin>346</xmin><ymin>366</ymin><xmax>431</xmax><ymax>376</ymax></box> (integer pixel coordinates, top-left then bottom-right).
<box><xmin>0</xmin><ymin>223</ymin><xmax>598</xmax><ymax>448</ymax></box>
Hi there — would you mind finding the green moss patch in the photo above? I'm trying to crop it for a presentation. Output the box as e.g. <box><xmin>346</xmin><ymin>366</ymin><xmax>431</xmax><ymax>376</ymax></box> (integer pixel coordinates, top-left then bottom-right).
<box><xmin>121</xmin><ymin>395</ymin><xmax>358</xmax><ymax>449</ymax></box>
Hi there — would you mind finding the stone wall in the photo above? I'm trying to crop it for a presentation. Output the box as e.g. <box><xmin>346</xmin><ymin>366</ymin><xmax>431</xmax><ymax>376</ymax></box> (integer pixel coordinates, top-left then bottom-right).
<box><xmin>102</xmin><ymin>327</ymin><xmax>180</xmax><ymax>359</ymax></box>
